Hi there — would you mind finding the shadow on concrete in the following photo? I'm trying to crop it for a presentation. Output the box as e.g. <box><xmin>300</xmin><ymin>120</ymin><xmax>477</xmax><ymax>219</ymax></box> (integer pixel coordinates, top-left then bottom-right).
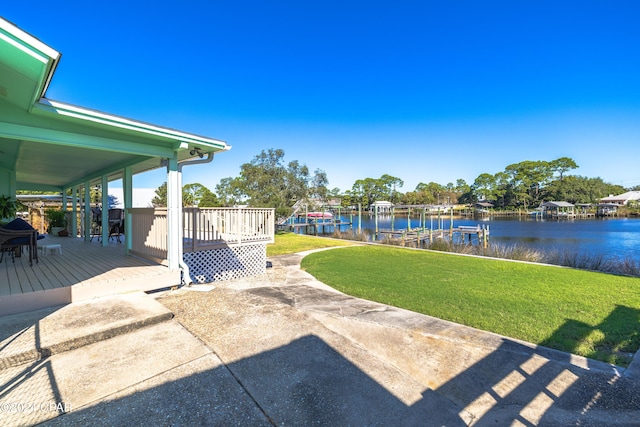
<box><xmin>34</xmin><ymin>332</ymin><xmax>640</xmax><ymax>426</ymax></box>
<box><xmin>0</xmin><ymin>308</ymin><xmax>56</xmax><ymax>355</ymax></box>
<box><xmin>40</xmin><ymin>335</ymin><xmax>465</xmax><ymax>426</ymax></box>
<box><xmin>0</xmin><ymin>318</ymin><xmax>67</xmax><ymax>427</ymax></box>
<box><xmin>434</xmin><ymin>305</ymin><xmax>640</xmax><ymax>425</ymax></box>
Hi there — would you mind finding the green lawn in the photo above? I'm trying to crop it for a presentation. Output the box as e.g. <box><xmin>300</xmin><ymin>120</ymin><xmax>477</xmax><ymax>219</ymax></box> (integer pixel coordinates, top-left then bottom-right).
<box><xmin>267</xmin><ymin>232</ymin><xmax>355</xmax><ymax>256</ymax></box>
<box><xmin>300</xmin><ymin>245</ymin><xmax>640</xmax><ymax>366</ymax></box>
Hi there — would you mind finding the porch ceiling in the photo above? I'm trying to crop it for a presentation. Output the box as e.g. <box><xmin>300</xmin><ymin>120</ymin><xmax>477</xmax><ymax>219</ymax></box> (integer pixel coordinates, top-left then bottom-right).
<box><xmin>1</xmin><ymin>137</ymin><xmax>159</xmax><ymax>190</ymax></box>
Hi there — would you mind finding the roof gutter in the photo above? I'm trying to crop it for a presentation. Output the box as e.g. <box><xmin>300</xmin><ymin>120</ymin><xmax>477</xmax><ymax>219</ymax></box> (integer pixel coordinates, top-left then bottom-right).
<box><xmin>177</xmin><ymin>152</ymin><xmax>215</xmax><ymax>286</ymax></box>
<box><xmin>178</xmin><ymin>151</ymin><xmax>215</xmax><ymax>172</ymax></box>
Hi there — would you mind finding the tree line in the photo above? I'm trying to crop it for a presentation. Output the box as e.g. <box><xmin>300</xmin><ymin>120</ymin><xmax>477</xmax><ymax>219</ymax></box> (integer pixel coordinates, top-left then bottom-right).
<box><xmin>154</xmin><ymin>149</ymin><xmax>633</xmax><ymax>219</ymax></box>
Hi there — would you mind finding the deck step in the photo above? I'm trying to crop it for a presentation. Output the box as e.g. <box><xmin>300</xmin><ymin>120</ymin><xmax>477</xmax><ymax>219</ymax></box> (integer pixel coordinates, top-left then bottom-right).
<box><xmin>0</xmin><ymin>268</ymin><xmax>180</xmax><ymax>316</ymax></box>
<box><xmin>0</xmin><ymin>292</ymin><xmax>173</xmax><ymax>370</ymax></box>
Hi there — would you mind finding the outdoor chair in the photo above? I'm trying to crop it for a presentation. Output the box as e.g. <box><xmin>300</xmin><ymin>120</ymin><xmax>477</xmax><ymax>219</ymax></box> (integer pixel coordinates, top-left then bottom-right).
<box><xmin>0</xmin><ymin>218</ymin><xmax>44</xmax><ymax>266</ymax></box>
<box><xmin>89</xmin><ymin>208</ymin><xmax>123</xmax><ymax>243</ymax></box>
<box><xmin>90</xmin><ymin>207</ymin><xmax>102</xmax><ymax>242</ymax></box>
<box><xmin>108</xmin><ymin>208</ymin><xmax>124</xmax><ymax>243</ymax></box>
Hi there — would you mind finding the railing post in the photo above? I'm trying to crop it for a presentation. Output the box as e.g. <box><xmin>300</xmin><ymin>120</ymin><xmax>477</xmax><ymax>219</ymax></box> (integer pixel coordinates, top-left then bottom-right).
<box><xmin>191</xmin><ymin>208</ymin><xmax>197</xmax><ymax>253</ymax></box>
<box><xmin>238</xmin><ymin>207</ymin><xmax>242</xmax><ymax>245</ymax></box>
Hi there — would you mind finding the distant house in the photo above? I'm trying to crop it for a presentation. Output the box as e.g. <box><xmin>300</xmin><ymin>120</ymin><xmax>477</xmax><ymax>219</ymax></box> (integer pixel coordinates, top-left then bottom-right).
<box><xmin>597</xmin><ymin>191</ymin><xmax>640</xmax><ymax>217</ymax></box>
<box><xmin>575</xmin><ymin>203</ymin><xmax>593</xmax><ymax>215</ymax></box>
<box><xmin>597</xmin><ymin>203</ymin><xmax>620</xmax><ymax>217</ymax></box>
<box><xmin>370</xmin><ymin>201</ymin><xmax>394</xmax><ymax>213</ymax></box>
<box><xmin>474</xmin><ymin>201</ymin><xmax>493</xmax><ymax>211</ymax></box>
<box><xmin>542</xmin><ymin>201</ymin><xmax>575</xmax><ymax>218</ymax></box>
<box><xmin>324</xmin><ymin>198</ymin><xmax>343</xmax><ymax>209</ymax></box>
<box><xmin>599</xmin><ymin>191</ymin><xmax>640</xmax><ymax>206</ymax></box>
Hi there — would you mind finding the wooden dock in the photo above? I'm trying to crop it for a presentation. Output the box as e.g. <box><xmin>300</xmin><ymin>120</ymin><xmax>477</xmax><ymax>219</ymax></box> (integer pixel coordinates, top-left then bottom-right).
<box><xmin>377</xmin><ymin>225</ymin><xmax>490</xmax><ymax>248</ymax></box>
<box><xmin>277</xmin><ymin>219</ymin><xmax>352</xmax><ymax>235</ymax></box>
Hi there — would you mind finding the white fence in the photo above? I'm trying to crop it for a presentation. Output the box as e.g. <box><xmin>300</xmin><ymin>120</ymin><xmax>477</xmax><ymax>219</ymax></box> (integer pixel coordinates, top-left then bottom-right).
<box><xmin>129</xmin><ymin>207</ymin><xmax>275</xmax><ymax>263</ymax></box>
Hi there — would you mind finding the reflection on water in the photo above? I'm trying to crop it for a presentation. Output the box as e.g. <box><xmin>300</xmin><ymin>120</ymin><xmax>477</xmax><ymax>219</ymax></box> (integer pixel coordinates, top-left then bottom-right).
<box><xmin>327</xmin><ymin>215</ymin><xmax>640</xmax><ymax>262</ymax></box>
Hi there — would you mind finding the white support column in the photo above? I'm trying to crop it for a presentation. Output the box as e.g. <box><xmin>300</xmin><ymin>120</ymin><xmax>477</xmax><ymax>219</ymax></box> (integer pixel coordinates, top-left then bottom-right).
<box><xmin>177</xmin><ymin>164</ymin><xmax>185</xmax><ymax>270</ymax></box>
<box><xmin>101</xmin><ymin>176</ymin><xmax>109</xmax><ymax>246</ymax></box>
<box><xmin>124</xmin><ymin>166</ymin><xmax>133</xmax><ymax>253</ymax></box>
<box><xmin>84</xmin><ymin>181</ymin><xmax>91</xmax><ymax>241</ymax></box>
<box><xmin>166</xmin><ymin>155</ymin><xmax>180</xmax><ymax>270</ymax></box>
<box><xmin>71</xmin><ymin>185</ymin><xmax>78</xmax><ymax>237</ymax></box>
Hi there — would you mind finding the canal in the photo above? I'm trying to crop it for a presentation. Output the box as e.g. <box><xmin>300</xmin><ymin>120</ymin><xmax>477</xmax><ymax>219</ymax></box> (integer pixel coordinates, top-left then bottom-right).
<box><xmin>296</xmin><ymin>214</ymin><xmax>640</xmax><ymax>263</ymax></box>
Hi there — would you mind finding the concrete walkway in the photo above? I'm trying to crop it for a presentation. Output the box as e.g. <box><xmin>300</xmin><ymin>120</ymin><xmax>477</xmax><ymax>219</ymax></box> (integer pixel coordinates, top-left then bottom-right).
<box><xmin>1</xmin><ymin>250</ymin><xmax>639</xmax><ymax>426</ymax></box>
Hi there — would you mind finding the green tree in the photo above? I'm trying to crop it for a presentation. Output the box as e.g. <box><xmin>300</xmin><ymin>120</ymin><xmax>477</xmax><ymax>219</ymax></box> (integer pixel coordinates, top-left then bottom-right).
<box><xmin>543</xmin><ymin>176</ymin><xmax>625</xmax><ymax>204</ymax></box>
<box><xmin>310</xmin><ymin>169</ymin><xmax>329</xmax><ymax>200</ymax></box>
<box><xmin>215</xmin><ymin>177</ymin><xmax>244</xmax><ymax>206</ymax></box>
<box><xmin>216</xmin><ymin>149</ymin><xmax>311</xmax><ymax>218</ymax></box>
<box><xmin>415</xmin><ymin>182</ymin><xmax>445</xmax><ymax>204</ymax></box>
<box><xmin>341</xmin><ymin>190</ymin><xmax>354</xmax><ymax>208</ymax></box>
<box><xmin>504</xmin><ymin>160</ymin><xmax>554</xmax><ymax>209</ymax></box>
<box><xmin>455</xmin><ymin>179</ymin><xmax>470</xmax><ymax>194</ymax></box>
<box><xmin>549</xmin><ymin>157</ymin><xmax>579</xmax><ymax>181</ymax></box>
<box><xmin>455</xmin><ymin>179</ymin><xmax>474</xmax><ymax>204</ymax></box>
<box><xmin>198</xmin><ymin>187</ymin><xmax>222</xmax><ymax>207</ymax></box>
<box><xmin>151</xmin><ymin>182</ymin><xmax>168</xmax><ymax>207</ymax></box>
<box><xmin>183</xmin><ymin>183</ymin><xmax>208</xmax><ymax>207</ymax></box>
<box><xmin>152</xmin><ymin>182</ymin><xmax>220</xmax><ymax>207</ymax></box>
<box><xmin>379</xmin><ymin>174</ymin><xmax>404</xmax><ymax>203</ymax></box>
<box><xmin>472</xmin><ymin>173</ymin><xmax>497</xmax><ymax>201</ymax></box>
<box><xmin>328</xmin><ymin>187</ymin><xmax>342</xmax><ymax>198</ymax></box>
<box><xmin>471</xmin><ymin>157</ymin><xmax>579</xmax><ymax>209</ymax></box>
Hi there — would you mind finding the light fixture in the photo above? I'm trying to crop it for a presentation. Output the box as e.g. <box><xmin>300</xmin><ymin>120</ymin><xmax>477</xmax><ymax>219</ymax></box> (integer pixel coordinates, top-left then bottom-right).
<box><xmin>189</xmin><ymin>147</ymin><xmax>204</xmax><ymax>158</ymax></box>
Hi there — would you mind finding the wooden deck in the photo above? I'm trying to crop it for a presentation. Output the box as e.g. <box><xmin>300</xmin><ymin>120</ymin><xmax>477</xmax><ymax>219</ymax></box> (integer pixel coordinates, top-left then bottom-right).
<box><xmin>0</xmin><ymin>236</ymin><xmax>180</xmax><ymax>316</ymax></box>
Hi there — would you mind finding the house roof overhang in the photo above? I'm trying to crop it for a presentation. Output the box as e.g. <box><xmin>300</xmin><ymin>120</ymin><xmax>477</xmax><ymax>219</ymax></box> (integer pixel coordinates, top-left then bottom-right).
<box><xmin>542</xmin><ymin>201</ymin><xmax>574</xmax><ymax>208</ymax></box>
<box><xmin>599</xmin><ymin>191</ymin><xmax>640</xmax><ymax>204</ymax></box>
<box><xmin>0</xmin><ymin>17</ymin><xmax>229</xmax><ymax>192</ymax></box>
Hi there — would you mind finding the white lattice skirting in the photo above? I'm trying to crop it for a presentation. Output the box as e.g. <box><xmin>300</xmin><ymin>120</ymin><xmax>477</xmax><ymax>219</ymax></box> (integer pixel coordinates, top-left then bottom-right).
<box><xmin>183</xmin><ymin>243</ymin><xmax>267</xmax><ymax>284</ymax></box>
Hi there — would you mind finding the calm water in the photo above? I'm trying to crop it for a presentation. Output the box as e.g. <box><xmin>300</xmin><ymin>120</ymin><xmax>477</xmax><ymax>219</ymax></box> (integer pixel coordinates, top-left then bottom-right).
<box><xmin>302</xmin><ymin>214</ymin><xmax>640</xmax><ymax>262</ymax></box>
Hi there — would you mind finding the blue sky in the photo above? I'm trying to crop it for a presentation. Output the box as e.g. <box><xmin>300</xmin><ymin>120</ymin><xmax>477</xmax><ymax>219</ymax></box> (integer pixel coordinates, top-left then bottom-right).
<box><xmin>4</xmin><ymin>2</ymin><xmax>640</xmax><ymax>194</ymax></box>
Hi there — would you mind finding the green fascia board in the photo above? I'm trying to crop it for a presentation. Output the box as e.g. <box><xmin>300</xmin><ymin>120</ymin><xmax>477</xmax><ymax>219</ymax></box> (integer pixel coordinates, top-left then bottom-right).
<box><xmin>35</xmin><ymin>99</ymin><xmax>230</xmax><ymax>152</ymax></box>
<box><xmin>0</xmin><ymin>18</ymin><xmax>61</xmax><ymax>107</ymax></box>
<box><xmin>0</xmin><ymin>121</ymin><xmax>176</xmax><ymax>158</ymax></box>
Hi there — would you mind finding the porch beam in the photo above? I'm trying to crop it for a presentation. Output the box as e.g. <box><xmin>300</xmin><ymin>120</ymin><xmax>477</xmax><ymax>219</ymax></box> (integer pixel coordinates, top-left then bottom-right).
<box><xmin>64</xmin><ymin>156</ymin><xmax>155</xmax><ymax>189</ymax></box>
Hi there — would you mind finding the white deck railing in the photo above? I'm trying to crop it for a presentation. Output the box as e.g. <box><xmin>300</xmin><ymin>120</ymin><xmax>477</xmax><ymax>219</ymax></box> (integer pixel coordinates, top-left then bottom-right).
<box><xmin>129</xmin><ymin>207</ymin><xmax>275</xmax><ymax>262</ymax></box>
<box><xmin>183</xmin><ymin>207</ymin><xmax>275</xmax><ymax>252</ymax></box>
<box><xmin>129</xmin><ymin>208</ymin><xmax>169</xmax><ymax>263</ymax></box>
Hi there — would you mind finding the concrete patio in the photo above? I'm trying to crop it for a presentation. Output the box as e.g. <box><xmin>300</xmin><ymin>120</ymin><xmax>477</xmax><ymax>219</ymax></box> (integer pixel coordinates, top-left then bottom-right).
<box><xmin>1</xmin><ymin>250</ymin><xmax>639</xmax><ymax>426</ymax></box>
